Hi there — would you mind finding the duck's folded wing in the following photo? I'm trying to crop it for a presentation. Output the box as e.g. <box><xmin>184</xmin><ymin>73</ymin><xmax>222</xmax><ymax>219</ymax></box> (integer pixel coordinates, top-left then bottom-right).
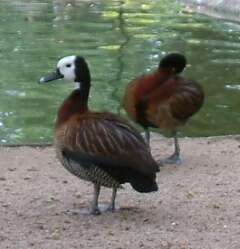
<box><xmin>56</xmin><ymin>113</ymin><xmax>159</xmax><ymax>175</ymax></box>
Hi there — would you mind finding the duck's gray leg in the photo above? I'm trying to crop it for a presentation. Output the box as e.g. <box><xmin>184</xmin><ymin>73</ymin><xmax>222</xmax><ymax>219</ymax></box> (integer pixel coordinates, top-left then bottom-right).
<box><xmin>64</xmin><ymin>183</ymin><xmax>101</xmax><ymax>216</ymax></box>
<box><xmin>107</xmin><ymin>187</ymin><xmax>117</xmax><ymax>211</ymax></box>
<box><xmin>145</xmin><ymin>128</ymin><xmax>150</xmax><ymax>144</ymax></box>
<box><xmin>163</xmin><ymin>130</ymin><xmax>182</xmax><ymax>165</ymax></box>
<box><xmin>90</xmin><ymin>184</ymin><xmax>101</xmax><ymax>215</ymax></box>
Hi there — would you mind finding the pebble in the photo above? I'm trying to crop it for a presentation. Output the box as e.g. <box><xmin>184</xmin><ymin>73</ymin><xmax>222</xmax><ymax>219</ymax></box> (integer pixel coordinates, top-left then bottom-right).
<box><xmin>8</xmin><ymin>168</ymin><xmax>16</xmax><ymax>171</ymax></box>
<box><xmin>2</xmin><ymin>203</ymin><xmax>10</xmax><ymax>208</ymax></box>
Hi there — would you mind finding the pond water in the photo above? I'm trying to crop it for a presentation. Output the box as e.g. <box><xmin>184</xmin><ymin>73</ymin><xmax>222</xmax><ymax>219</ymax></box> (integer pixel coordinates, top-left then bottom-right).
<box><xmin>0</xmin><ymin>0</ymin><xmax>240</xmax><ymax>144</ymax></box>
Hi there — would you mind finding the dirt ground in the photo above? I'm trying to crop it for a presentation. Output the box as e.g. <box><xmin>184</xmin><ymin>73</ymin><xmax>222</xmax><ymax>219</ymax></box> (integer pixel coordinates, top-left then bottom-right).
<box><xmin>0</xmin><ymin>134</ymin><xmax>240</xmax><ymax>249</ymax></box>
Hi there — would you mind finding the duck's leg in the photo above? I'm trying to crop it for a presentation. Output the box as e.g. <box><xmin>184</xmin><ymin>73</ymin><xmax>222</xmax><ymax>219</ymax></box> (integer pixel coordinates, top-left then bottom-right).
<box><xmin>145</xmin><ymin>128</ymin><xmax>150</xmax><ymax>144</ymax></box>
<box><xmin>96</xmin><ymin>187</ymin><xmax>119</xmax><ymax>213</ymax></box>
<box><xmin>163</xmin><ymin>130</ymin><xmax>182</xmax><ymax>165</ymax></box>
<box><xmin>90</xmin><ymin>184</ymin><xmax>101</xmax><ymax>215</ymax></box>
<box><xmin>64</xmin><ymin>184</ymin><xmax>101</xmax><ymax>215</ymax></box>
<box><xmin>107</xmin><ymin>187</ymin><xmax>117</xmax><ymax>211</ymax></box>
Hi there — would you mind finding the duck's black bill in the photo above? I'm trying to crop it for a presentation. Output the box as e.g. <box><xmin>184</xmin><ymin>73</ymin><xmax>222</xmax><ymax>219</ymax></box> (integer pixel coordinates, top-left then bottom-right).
<box><xmin>39</xmin><ymin>69</ymin><xmax>63</xmax><ymax>83</ymax></box>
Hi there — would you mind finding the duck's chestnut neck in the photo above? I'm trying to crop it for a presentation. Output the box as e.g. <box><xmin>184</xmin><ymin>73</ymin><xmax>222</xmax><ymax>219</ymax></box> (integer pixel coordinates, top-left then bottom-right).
<box><xmin>55</xmin><ymin>86</ymin><xmax>90</xmax><ymax>127</ymax></box>
<box><xmin>56</xmin><ymin>78</ymin><xmax>91</xmax><ymax>127</ymax></box>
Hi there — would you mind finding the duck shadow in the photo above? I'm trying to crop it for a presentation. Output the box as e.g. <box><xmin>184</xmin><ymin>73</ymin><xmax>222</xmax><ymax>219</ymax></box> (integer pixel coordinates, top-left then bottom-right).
<box><xmin>62</xmin><ymin>202</ymin><xmax>160</xmax><ymax>227</ymax></box>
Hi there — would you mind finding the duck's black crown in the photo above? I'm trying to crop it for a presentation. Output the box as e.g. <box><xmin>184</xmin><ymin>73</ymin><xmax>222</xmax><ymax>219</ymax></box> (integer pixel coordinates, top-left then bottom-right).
<box><xmin>159</xmin><ymin>53</ymin><xmax>187</xmax><ymax>74</ymax></box>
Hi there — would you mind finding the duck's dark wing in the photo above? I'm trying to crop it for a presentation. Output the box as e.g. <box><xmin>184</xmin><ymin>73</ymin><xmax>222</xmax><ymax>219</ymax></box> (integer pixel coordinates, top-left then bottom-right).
<box><xmin>144</xmin><ymin>77</ymin><xmax>204</xmax><ymax>125</ymax></box>
<box><xmin>170</xmin><ymin>80</ymin><xmax>204</xmax><ymax>121</ymax></box>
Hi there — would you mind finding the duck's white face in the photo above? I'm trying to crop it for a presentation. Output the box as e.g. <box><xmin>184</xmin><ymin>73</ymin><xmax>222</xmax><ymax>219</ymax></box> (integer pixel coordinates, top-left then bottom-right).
<box><xmin>57</xmin><ymin>55</ymin><xmax>76</xmax><ymax>81</ymax></box>
<box><xmin>39</xmin><ymin>55</ymin><xmax>89</xmax><ymax>88</ymax></box>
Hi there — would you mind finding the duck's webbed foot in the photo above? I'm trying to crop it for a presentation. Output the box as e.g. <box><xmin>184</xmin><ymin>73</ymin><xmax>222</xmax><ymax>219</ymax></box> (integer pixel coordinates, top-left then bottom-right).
<box><xmin>162</xmin><ymin>152</ymin><xmax>182</xmax><ymax>165</ymax></box>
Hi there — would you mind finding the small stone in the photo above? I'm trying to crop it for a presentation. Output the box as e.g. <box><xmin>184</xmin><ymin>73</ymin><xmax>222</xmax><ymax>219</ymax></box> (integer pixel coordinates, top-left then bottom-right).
<box><xmin>186</xmin><ymin>191</ymin><xmax>194</xmax><ymax>199</ymax></box>
<box><xmin>0</xmin><ymin>235</ymin><xmax>6</xmax><ymax>241</ymax></box>
<box><xmin>213</xmin><ymin>204</ymin><xmax>220</xmax><ymax>209</ymax></box>
<box><xmin>162</xmin><ymin>241</ymin><xmax>173</xmax><ymax>249</ymax></box>
<box><xmin>139</xmin><ymin>241</ymin><xmax>144</xmax><ymax>247</ymax></box>
<box><xmin>2</xmin><ymin>203</ymin><xmax>10</xmax><ymax>208</ymax></box>
<box><xmin>49</xmin><ymin>229</ymin><xmax>60</xmax><ymax>240</ymax></box>
<box><xmin>27</xmin><ymin>167</ymin><xmax>38</xmax><ymax>172</ymax></box>
<box><xmin>62</xmin><ymin>180</ymin><xmax>68</xmax><ymax>184</ymax></box>
<box><xmin>16</xmin><ymin>212</ymin><xmax>24</xmax><ymax>217</ymax></box>
<box><xmin>48</xmin><ymin>195</ymin><xmax>57</xmax><ymax>202</ymax></box>
<box><xmin>8</xmin><ymin>168</ymin><xmax>16</xmax><ymax>171</ymax></box>
<box><xmin>0</xmin><ymin>177</ymin><xmax>6</xmax><ymax>181</ymax></box>
<box><xmin>49</xmin><ymin>176</ymin><xmax>57</xmax><ymax>180</ymax></box>
<box><xmin>36</xmin><ymin>224</ymin><xmax>44</xmax><ymax>230</ymax></box>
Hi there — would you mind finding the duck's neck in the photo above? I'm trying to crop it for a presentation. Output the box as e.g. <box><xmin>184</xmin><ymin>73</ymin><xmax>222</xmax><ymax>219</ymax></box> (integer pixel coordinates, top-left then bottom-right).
<box><xmin>74</xmin><ymin>81</ymin><xmax>90</xmax><ymax>106</ymax></box>
<box><xmin>56</xmin><ymin>80</ymin><xmax>90</xmax><ymax>127</ymax></box>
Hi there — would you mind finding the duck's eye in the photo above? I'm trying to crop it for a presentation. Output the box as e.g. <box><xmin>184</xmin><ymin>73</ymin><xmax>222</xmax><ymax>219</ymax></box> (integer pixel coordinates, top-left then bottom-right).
<box><xmin>66</xmin><ymin>64</ymin><xmax>71</xmax><ymax>68</ymax></box>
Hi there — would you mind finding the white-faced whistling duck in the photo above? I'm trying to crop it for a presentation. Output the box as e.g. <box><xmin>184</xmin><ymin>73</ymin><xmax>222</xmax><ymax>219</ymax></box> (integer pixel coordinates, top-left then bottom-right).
<box><xmin>124</xmin><ymin>53</ymin><xmax>204</xmax><ymax>165</ymax></box>
<box><xmin>39</xmin><ymin>55</ymin><xmax>159</xmax><ymax>215</ymax></box>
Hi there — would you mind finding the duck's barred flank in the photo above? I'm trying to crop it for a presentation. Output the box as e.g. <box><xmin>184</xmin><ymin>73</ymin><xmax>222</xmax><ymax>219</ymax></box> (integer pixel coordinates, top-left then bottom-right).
<box><xmin>60</xmin><ymin>153</ymin><xmax>120</xmax><ymax>188</ymax></box>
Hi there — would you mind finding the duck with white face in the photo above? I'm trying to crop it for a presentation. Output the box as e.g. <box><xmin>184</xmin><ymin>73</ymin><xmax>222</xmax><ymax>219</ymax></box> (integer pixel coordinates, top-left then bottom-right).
<box><xmin>39</xmin><ymin>55</ymin><xmax>159</xmax><ymax>215</ymax></box>
<box><xmin>40</xmin><ymin>55</ymin><xmax>83</xmax><ymax>85</ymax></box>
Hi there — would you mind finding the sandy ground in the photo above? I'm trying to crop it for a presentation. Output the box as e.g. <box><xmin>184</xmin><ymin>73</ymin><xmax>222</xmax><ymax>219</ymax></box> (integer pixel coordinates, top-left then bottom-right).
<box><xmin>0</xmin><ymin>134</ymin><xmax>240</xmax><ymax>249</ymax></box>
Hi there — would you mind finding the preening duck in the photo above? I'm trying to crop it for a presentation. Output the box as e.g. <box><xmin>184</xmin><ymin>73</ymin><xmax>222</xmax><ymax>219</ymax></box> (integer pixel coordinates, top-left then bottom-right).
<box><xmin>39</xmin><ymin>55</ymin><xmax>159</xmax><ymax>215</ymax></box>
<box><xmin>124</xmin><ymin>53</ymin><xmax>204</xmax><ymax>165</ymax></box>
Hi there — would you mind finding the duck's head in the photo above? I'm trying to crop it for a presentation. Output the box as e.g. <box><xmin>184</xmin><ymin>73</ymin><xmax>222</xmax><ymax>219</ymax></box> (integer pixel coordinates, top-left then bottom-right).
<box><xmin>39</xmin><ymin>55</ymin><xmax>91</xmax><ymax>85</ymax></box>
<box><xmin>158</xmin><ymin>53</ymin><xmax>186</xmax><ymax>74</ymax></box>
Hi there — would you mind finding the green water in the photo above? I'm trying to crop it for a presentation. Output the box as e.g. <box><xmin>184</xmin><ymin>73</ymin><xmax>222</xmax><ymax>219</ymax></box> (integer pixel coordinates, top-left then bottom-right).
<box><xmin>0</xmin><ymin>0</ymin><xmax>240</xmax><ymax>144</ymax></box>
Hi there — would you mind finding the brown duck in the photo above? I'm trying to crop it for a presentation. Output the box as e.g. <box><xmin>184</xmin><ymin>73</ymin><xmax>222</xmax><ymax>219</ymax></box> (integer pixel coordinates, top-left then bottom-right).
<box><xmin>124</xmin><ymin>53</ymin><xmax>204</xmax><ymax>165</ymax></box>
<box><xmin>39</xmin><ymin>55</ymin><xmax>159</xmax><ymax>215</ymax></box>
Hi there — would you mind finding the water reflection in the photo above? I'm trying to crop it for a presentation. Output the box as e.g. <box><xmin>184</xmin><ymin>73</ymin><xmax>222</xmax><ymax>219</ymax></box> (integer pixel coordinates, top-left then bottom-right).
<box><xmin>0</xmin><ymin>0</ymin><xmax>240</xmax><ymax>144</ymax></box>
